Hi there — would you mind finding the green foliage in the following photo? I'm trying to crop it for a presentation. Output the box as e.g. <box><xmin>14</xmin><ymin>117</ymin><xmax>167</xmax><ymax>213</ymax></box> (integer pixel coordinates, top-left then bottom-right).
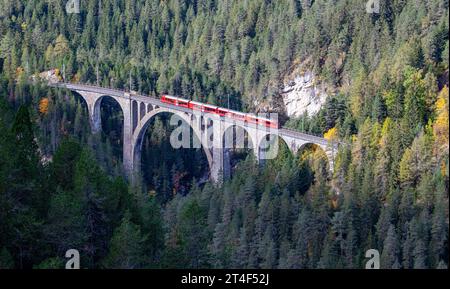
<box><xmin>0</xmin><ymin>247</ymin><xmax>14</xmax><ymax>269</ymax></box>
<box><xmin>102</xmin><ymin>211</ymin><xmax>146</xmax><ymax>269</ymax></box>
<box><xmin>33</xmin><ymin>257</ymin><xmax>65</xmax><ymax>269</ymax></box>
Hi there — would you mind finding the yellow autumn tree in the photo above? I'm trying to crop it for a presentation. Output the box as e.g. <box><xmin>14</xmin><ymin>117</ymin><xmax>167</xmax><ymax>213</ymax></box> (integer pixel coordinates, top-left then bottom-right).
<box><xmin>44</xmin><ymin>44</ymin><xmax>54</xmax><ymax>65</ymax></box>
<box><xmin>433</xmin><ymin>86</ymin><xmax>449</xmax><ymax>176</ymax></box>
<box><xmin>349</xmin><ymin>69</ymin><xmax>366</xmax><ymax>118</ymax></box>
<box><xmin>399</xmin><ymin>147</ymin><xmax>414</xmax><ymax>188</ymax></box>
<box><xmin>324</xmin><ymin>127</ymin><xmax>338</xmax><ymax>141</ymax></box>
<box><xmin>379</xmin><ymin>117</ymin><xmax>393</xmax><ymax>146</ymax></box>
<box><xmin>21</xmin><ymin>22</ymin><xmax>27</xmax><ymax>32</ymax></box>
<box><xmin>53</xmin><ymin>34</ymin><xmax>69</xmax><ymax>59</ymax></box>
<box><xmin>72</xmin><ymin>72</ymin><xmax>81</xmax><ymax>83</ymax></box>
<box><xmin>433</xmin><ymin>86</ymin><xmax>449</xmax><ymax>149</ymax></box>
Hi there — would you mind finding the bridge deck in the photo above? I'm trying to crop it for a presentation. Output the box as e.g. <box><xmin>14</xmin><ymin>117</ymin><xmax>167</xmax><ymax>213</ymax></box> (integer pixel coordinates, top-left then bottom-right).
<box><xmin>49</xmin><ymin>82</ymin><xmax>330</xmax><ymax>146</ymax></box>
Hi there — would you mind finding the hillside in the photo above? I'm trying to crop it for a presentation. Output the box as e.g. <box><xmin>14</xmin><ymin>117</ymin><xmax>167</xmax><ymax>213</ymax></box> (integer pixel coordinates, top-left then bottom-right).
<box><xmin>0</xmin><ymin>0</ymin><xmax>448</xmax><ymax>269</ymax></box>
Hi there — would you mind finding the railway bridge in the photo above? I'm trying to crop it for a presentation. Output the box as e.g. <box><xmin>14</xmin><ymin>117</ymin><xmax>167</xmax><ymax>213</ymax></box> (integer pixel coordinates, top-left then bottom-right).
<box><xmin>49</xmin><ymin>82</ymin><xmax>337</xmax><ymax>182</ymax></box>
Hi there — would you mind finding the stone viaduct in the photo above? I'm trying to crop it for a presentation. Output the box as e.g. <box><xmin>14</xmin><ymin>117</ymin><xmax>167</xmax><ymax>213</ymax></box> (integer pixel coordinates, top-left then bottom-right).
<box><xmin>49</xmin><ymin>83</ymin><xmax>337</xmax><ymax>182</ymax></box>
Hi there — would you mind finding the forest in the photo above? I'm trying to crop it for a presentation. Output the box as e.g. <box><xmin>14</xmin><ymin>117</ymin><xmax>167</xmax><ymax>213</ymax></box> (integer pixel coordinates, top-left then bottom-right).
<box><xmin>0</xmin><ymin>0</ymin><xmax>448</xmax><ymax>269</ymax></box>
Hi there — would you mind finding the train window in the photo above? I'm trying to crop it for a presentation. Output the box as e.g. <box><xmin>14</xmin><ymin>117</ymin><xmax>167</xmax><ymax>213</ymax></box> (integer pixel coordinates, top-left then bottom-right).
<box><xmin>178</xmin><ymin>100</ymin><xmax>189</xmax><ymax>107</ymax></box>
<box><xmin>204</xmin><ymin>106</ymin><xmax>217</xmax><ymax>113</ymax></box>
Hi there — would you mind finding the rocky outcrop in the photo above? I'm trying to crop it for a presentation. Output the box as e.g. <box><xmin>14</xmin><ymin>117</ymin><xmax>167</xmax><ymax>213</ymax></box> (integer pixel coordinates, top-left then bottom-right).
<box><xmin>31</xmin><ymin>69</ymin><xmax>61</xmax><ymax>83</ymax></box>
<box><xmin>281</xmin><ymin>71</ymin><xmax>329</xmax><ymax>118</ymax></box>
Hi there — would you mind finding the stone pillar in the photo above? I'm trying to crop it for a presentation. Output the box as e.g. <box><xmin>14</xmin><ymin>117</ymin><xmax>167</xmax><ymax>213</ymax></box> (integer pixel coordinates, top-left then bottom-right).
<box><xmin>121</xmin><ymin>98</ymin><xmax>134</xmax><ymax>180</ymax></box>
<box><xmin>325</xmin><ymin>147</ymin><xmax>335</xmax><ymax>173</ymax></box>
<box><xmin>251</xmin><ymin>128</ymin><xmax>263</xmax><ymax>163</ymax></box>
<box><xmin>318</xmin><ymin>142</ymin><xmax>336</xmax><ymax>173</ymax></box>
<box><xmin>76</xmin><ymin>91</ymin><xmax>103</xmax><ymax>133</ymax></box>
<box><xmin>223</xmin><ymin>148</ymin><xmax>231</xmax><ymax>180</ymax></box>
<box><xmin>210</xmin><ymin>117</ymin><xmax>224</xmax><ymax>182</ymax></box>
<box><xmin>189</xmin><ymin>112</ymin><xmax>216</xmax><ymax>180</ymax></box>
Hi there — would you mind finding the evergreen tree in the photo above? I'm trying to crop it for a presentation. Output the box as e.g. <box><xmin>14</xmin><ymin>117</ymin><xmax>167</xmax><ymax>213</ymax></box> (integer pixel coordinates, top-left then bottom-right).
<box><xmin>381</xmin><ymin>225</ymin><xmax>400</xmax><ymax>269</ymax></box>
<box><xmin>102</xmin><ymin>211</ymin><xmax>146</xmax><ymax>269</ymax></box>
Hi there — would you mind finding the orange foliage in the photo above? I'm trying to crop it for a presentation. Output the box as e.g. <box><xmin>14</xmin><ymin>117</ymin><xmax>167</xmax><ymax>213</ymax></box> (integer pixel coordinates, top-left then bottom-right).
<box><xmin>39</xmin><ymin>98</ymin><xmax>50</xmax><ymax>115</ymax></box>
<box><xmin>72</xmin><ymin>73</ymin><xmax>81</xmax><ymax>83</ymax></box>
<box><xmin>15</xmin><ymin>66</ymin><xmax>24</xmax><ymax>80</ymax></box>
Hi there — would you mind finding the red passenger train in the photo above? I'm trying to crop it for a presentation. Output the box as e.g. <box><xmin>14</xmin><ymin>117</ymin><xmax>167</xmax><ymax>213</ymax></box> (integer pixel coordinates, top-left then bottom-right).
<box><xmin>161</xmin><ymin>95</ymin><xmax>278</xmax><ymax>129</ymax></box>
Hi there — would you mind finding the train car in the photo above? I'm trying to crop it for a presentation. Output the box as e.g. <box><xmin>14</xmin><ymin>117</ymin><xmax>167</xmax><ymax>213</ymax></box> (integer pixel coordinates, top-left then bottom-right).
<box><xmin>177</xmin><ymin>98</ymin><xmax>190</xmax><ymax>108</ymax></box>
<box><xmin>161</xmin><ymin>95</ymin><xmax>178</xmax><ymax>105</ymax></box>
<box><xmin>189</xmin><ymin>100</ymin><xmax>204</xmax><ymax>112</ymax></box>
<box><xmin>160</xmin><ymin>95</ymin><xmax>278</xmax><ymax>129</ymax></box>
<box><xmin>257</xmin><ymin>116</ymin><xmax>278</xmax><ymax>129</ymax></box>
<box><xmin>217</xmin><ymin>107</ymin><xmax>230</xmax><ymax>117</ymax></box>
<box><xmin>246</xmin><ymin>114</ymin><xmax>259</xmax><ymax>126</ymax></box>
<box><xmin>229</xmin><ymin>110</ymin><xmax>247</xmax><ymax>121</ymax></box>
<box><xmin>203</xmin><ymin>104</ymin><xmax>218</xmax><ymax>114</ymax></box>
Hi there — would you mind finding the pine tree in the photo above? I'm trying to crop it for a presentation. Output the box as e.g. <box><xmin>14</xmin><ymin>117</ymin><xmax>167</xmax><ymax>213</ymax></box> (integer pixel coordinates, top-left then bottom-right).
<box><xmin>381</xmin><ymin>225</ymin><xmax>400</xmax><ymax>269</ymax></box>
<box><xmin>402</xmin><ymin>221</ymin><xmax>414</xmax><ymax>269</ymax></box>
<box><xmin>102</xmin><ymin>211</ymin><xmax>146</xmax><ymax>269</ymax></box>
<box><xmin>0</xmin><ymin>247</ymin><xmax>14</xmax><ymax>269</ymax></box>
<box><xmin>179</xmin><ymin>197</ymin><xmax>211</xmax><ymax>268</ymax></box>
<box><xmin>50</xmin><ymin>137</ymin><xmax>82</xmax><ymax>191</ymax></box>
<box><xmin>5</xmin><ymin>105</ymin><xmax>44</xmax><ymax>268</ymax></box>
<box><xmin>430</xmin><ymin>177</ymin><xmax>448</xmax><ymax>268</ymax></box>
<box><xmin>138</xmin><ymin>193</ymin><xmax>164</xmax><ymax>267</ymax></box>
<box><xmin>11</xmin><ymin>105</ymin><xmax>41</xmax><ymax>207</ymax></box>
<box><xmin>413</xmin><ymin>239</ymin><xmax>428</xmax><ymax>269</ymax></box>
<box><xmin>73</xmin><ymin>149</ymin><xmax>110</xmax><ymax>267</ymax></box>
<box><xmin>45</xmin><ymin>187</ymin><xmax>86</xmax><ymax>258</ymax></box>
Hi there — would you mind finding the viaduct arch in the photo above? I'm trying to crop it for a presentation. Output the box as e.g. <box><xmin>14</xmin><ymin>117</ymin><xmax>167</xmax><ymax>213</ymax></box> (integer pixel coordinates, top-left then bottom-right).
<box><xmin>52</xmin><ymin>83</ymin><xmax>337</xmax><ymax>182</ymax></box>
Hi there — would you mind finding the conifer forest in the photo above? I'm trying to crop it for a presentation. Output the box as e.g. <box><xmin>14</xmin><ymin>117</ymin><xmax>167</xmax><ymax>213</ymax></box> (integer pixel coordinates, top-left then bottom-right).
<box><xmin>0</xmin><ymin>0</ymin><xmax>448</xmax><ymax>270</ymax></box>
